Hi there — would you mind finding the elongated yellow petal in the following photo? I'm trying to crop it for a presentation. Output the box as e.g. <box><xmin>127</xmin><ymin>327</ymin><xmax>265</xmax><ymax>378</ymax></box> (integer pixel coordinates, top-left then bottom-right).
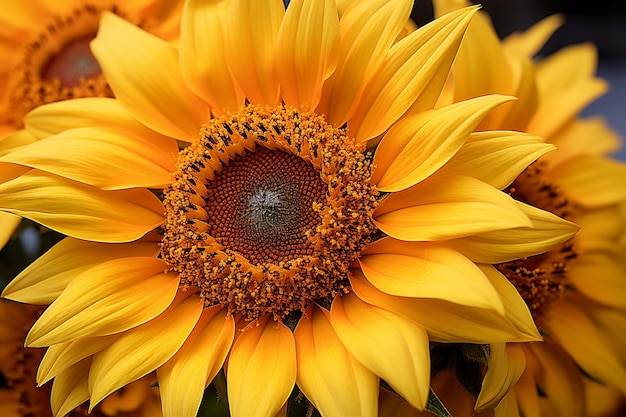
<box><xmin>294</xmin><ymin>305</ymin><xmax>378</xmax><ymax>417</ymax></box>
<box><xmin>350</xmin><ymin>269</ymin><xmax>538</xmax><ymax>343</ymax></box>
<box><xmin>24</xmin><ymin>98</ymin><xmax>178</xmax><ymax>143</ymax></box>
<box><xmin>374</xmin><ymin>175</ymin><xmax>531</xmax><ymax>241</ymax></box>
<box><xmin>547</xmin><ymin>155</ymin><xmax>626</xmax><ymax>208</ymax></box>
<box><xmin>446</xmin><ymin>201</ymin><xmax>579</xmax><ymax>263</ymax></box>
<box><xmin>0</xmin><ymin>127</ymin><xmax>176</xmax><ymax>190</ymax></box>
<box><xmin>2</xmin><ymin>237</ymin><xmax>159</xmax><ymax>304</ymax></box>
<box><xmin>349</xmin><ymin>6</ymin><xmax>478</xmax><ymax>142</ymax></box>
<box><xmin>435</xmin><ymin>131</ymin><xmax>554</xmax><ymax>190</ymax></box>
<box><xmin>476</xmin><ymin>343</ymin><xmax>526</xmax><ymax>411</ymax></box>
<box><xmin>50</xmin><ymin>358</ymin><xmax>91</xmax><ymax>417</ymax></box>
<box><xmin>503</xmin><ymin>14</ymin><xmax>564</xmax><ymax>58</ymax></box>
<box><xmin>158</xmin><ymin>306</ymin><xmax>235</xmax><ymax>417</ymax></box>
<box><xmin>0</xmin><ymin>212</ymin><xmax>20</xmax><ymax>249</ymax></box>
<box><xmin>318</xmin><ymin>0</ymin><xmax>413</xmax><ymax>126</ymax></box>
<box><xmin>227</xmin><ymin>315</ymin><xmax>296</xmax><ymax>417</ymax></box>
<box><xmin>38</xmin><ymin>335</ymin><xmax>118</xmax><ymax>385</ymax></box>
<box><xmin>180</xmin><ymin>0</ymin><xmax>244</xmax><ymax>113</ymax></box>
<box><xmin>568</xmin><ymin>247</ymin><xmax>626</xmax><ymax>308</ymax></box>
<box><xmin>373</xmin><ymin>95</ymin><xmax>514</xmax><ymax>191</ymax></box>
<box><xmin>478</xmin><ymin>265</ymin><xmax>540</xmax><ymax>341</ymax></box>
<box><xmin>275</xmin><ymin>0</ymin><xmax>340</xmax><ymax>109</ymax></box>
<box><xmin>91</xmin><ymin>13</ymin><xmax>209</xmax><ymax>139</ymax></box>
<box><xmin>89</xmin><ymin>294</ymin><xmax>203</xmax><ymax>409</ymax></box>
<box><xmin>527</xmin><ymin>340</ymin><xmax>585</xmax><ymax>417</ymax></box>
<box><xmin>360</xmin><ymin>238</ymin><xmax>503</xmax><ymax>312</ymax></box>
<box><xmin>330</xmin><ymin>292</ymin><xmax>430</xmax><ymax>410</ymax></box>
<box><xmin>0</xmin><ymin>129</ymin><xmax>37</xmax><ymax>156</ymax></box>
<box><xmin>226</xmin><ymin>0</ymin><xmax>283</xmax><ymax>106</ymax></box>
<box><xmin>0</xmin><ymin>170</ymin><xmax>164</xmax><ymax>242</ymax></box>
<box><xmin>26</xmin><ymin>257</ymin><xmax>179</xmax><ymax>347</ymax></box>
<box><xmin>545</xmin><ymin>300</ymin><xmax>626</xmax><ymax>394</ymax></box>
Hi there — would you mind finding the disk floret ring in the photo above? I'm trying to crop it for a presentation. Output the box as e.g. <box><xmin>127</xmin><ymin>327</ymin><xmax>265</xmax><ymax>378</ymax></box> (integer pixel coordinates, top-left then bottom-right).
<box><xmin>161</xmin><ymin>105</ymin><xmax>379</xmax><ymax>321</ymax></box>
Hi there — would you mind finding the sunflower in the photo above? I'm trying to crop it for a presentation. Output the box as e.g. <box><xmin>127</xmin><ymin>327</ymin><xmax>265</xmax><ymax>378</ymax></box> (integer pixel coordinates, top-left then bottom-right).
<box><xmin>0</xmin><ymin>1</ymin><xmax>578</xmax><ymax>416</ymax></box>
<box><xmin>0</xmin><ymin>299</ymin><xmax>162</xmax><ymax>417</ymax></box>
<box><xmin>416</xmin><ymin>0</ymin><xmax>626</xmax><ymax>415</ymax></box>
<box><xmin>0</xmin><ymin>0</ymin><xmax>183</xmax><ymax>251</ymax></box>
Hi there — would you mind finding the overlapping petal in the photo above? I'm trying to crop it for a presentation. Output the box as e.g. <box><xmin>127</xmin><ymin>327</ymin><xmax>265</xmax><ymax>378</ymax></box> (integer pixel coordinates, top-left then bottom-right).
<box><xmin>25</xmin><ymin>257</ymin><xmax>179</xmax><ymax>347</ymax></box>
<box><xmin>158</xmin><ymin>306</ymin><xmax>235</xmax><ymax>417</ymax></box>
<box><xmin>294</xmin><ymin>305</ymin><xmax>378</xmax><ymax>417</ymax></box>
<box><xmin>0</xmin><ymin>170</ymin><xmax>164</xmax><ymax>242</ymax></box>
<box><xmin>360</xmin><ymin>238</ymin><xmax>504</xmax><ymax>311</ymax></box>
<box><xmin>50</xmin><ymin>359</ymin><xmax>91</xmax><ymax>417</ymax></box>
<box><xmin>372</xmin><ymin>95</ymin><xmax>514</xmax><ymax>192</ymax></box>
<box><xmin>349</xmin><ymin>6</ymin><xmax>478</xmax><ymax>142</ymax></box>
<box><xmin>476</xmin><ymin>343</ymin><xmax>526</xmax><ymax>411</ymax></box>
<box><xmin>227</xmin><ymin>315</ymin><xmax>296</xmax><ymax>417</ymax></box>
<box><xmin>91</xmin><ymin>12</ymin><xmax>209</xmax><ymax>139</ymax></box>
<box><xmin>88</xmin><ymin>294</ymin><xmax>203</xmax><ymax>408</ymax></box>
<box><xmin>373</xmin><ymin>175</ymin><xmax>531</xmax><ymax>241</ymax></box>
<box><xmin>275</xmin><ymin>0</ymin><xmax>340</xmax><ymax>109</ymax></box>
<box><xmin>330</xmin><ymin>292</ymin><xmax>430</xmax><ymax>410</ymax></box>
<box><xmin>2</xmin><ymin>237</ymin><xmax>160</xmax><ymax>304</ymax></box>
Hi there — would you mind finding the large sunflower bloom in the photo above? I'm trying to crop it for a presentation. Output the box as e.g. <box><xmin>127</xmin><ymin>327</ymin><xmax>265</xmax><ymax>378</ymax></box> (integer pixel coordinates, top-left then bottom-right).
<box><xmin>0</xmin><ymin>0</ymin><xmax>183</xmax><ymax>250</ymax></box>
<box><xmin>0</xmin><ymin>300</ymin><xmax>162</xmax><ymax>417</ymax></box>
<box><xmin>0</xmin><ymin>1</ymin><xmax>577</xmax><ymax>416</ymax></box>
<box><xmin>419</xmin><ymin>1</ymin><xmax>626</xmax><ymax>416</ymax></box>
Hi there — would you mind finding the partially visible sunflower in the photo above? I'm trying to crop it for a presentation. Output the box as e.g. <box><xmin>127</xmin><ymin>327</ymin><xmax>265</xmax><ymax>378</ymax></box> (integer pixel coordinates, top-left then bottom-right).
<box><xmin>411</xmin><ymin>1</ymin><xmax>626</xmax><ymax>416</ymax></box>
<box><xmin>0</xmin><ymin>1</ymin><xmax>577</xmax><ymax>416</ymax></box>
<box><xmin>0</xmin><ymin>299</ymin><xmax>162</xmax><ymax>417</ymax></box>
<box><xmin>0</xmin><ymin>0</ymin><xmax>184</xmax><ymax>251</ymax></box>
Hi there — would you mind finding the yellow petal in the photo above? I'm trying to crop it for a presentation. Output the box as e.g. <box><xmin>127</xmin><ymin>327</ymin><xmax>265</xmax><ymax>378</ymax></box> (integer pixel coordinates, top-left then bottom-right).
<box><xmin>158</xmin><ymin>306</ymin><xmax>235</xmax><ymax>417</ymax></box>
<box><xmin>476</xmin><ymin>343</ymin><xmax>526</xmax><ymax>411</ymax></box>
<box><xmin>568</xmin><ymin>246</ymin><xmax>626</xmax><ymax>308</ymax></box>
<box><xmin>350</xmin><ymin>269</ymin><xmax>537</xmax><ymax>343</ymax></box>
<box><xmin>503</xmin><ymin>14</ymin><xmax>564</xmax><ymax>58</ymax></box>
<box><xmin>349</xmin><ymin>6</ymin><xmax>479</xmax><ymax>142</ymax></box>
<box><xmin>528</xmin><ymin>44</ymin><xmax>607</xmax><ymax>138</ymax></box>
<box><xmin>226</xmin><ymin>0</ymin><xmax>283</xmax><ymax>105</ymax></box>
<box><xmin>528</xmin><ymin>340</ymin><xmax>585</xmax><ymax>417</ymax></box>
<box><xmin>373</xmin><ymin>175</ymin><xmax>531</xmax><ymax>241</ymax></box>
<box><xmin>180</xmin><ymin>0</ymin><xmax>244</xmax><ymax>113</ymax></box>
<box><xmin>0</xmin><ymin>129</ymin><xmax>37</xmax><ymax>156</ymax></box>
<box><xmin>446</xmin><ymin>201</ymin><xmax>579</xmax><ymax>263</ymax></box>
<box><xmin>89</xmin><ymin>293</ymin><xmax>203</xmax><ymax>409</ymax></box>
<box><xmin>91</xmin><ymin>13</ymin><xmax>209</xmax><ymax>139</ymax></box>
<box><xmin>0</xmin><ymin>170</ymin><xmax>164</xmax><ymax>242</ymax></box>
<box><xmin>24</xmin><ymin>98</ymin><xmax>178</xmax><ymax>143</ymax></box>
<box><xmin>275</xmin><ymin>0</ymin><xmax>340</xmax><ymax>109</ymax></box>
<box><xmin>227</xmin><ymin>315</ymin><xmax>296</xmax><ymax>417</ymax></box>
<box><xmin>433</xmin><ymin>1</ymin><xmax>518</xmax><ymax>129</ymax></box>
<box><xmin>547</xmin><ymin>155</ymin><xmax>626</xmax><ymax>208</ymax></box>
<box><xmin>2</xmin><ymin>237</ymin><xmax>160</xmax><ymax>304</ymax></box>
<box><xmin>38</xmin><ymin>335</ymin><xmax>118</xmax><ymax>385</ymax></box>
<box><xmin>373</xmin><ymin>95</ymin><xmax>514</xmax><ymax>192</ymax></box>
<box><xmin>0</xmin><ymin>127</ymin><xmax>176</xmax><ymax>190</ymax></box>
<box><xmin>294</xmin><ymin>305</ymin><xmax>378</xmax><ymax>417</ymax></box>
<box><xmin>360</xmin><ymin>238</ymin><xmax>504</xmax><ymax>312</ymax></box>
<box><xmin>330</xmin><ymin>292</ymin><xmax>430</xmax><ymax>410</ymax></box>
<box><xmin>0</xmin><ymin>212</ymin><xmax>20</xmax><ymax>250</ymax></box>
<box><xmin>318</xmin><ymin>0</ymin><xmax>414</xmax><ymax>126</ymax></box>
<box><xmin>545</xmin><ymin>117</ymin><xmax>621</xmax><ymax>168</ymax></box>
<box><xmin>50</xmin><ymin>358</ymin><xmax>91</xmax><ymax>417</ymax></box>
<box><xmin>26</xmin><ymin>257</ymin><xmax>179</xmax><ymax>347</ymax></box>
<box><xmin>478</xmin><ymin>265</ymin><xmax>541</xmax><ymax>341</ymax></box>
<box><xmin>545</xmin><ymin>299</ymin><xmax>626</xmax><ymax>394</ymax></box>
<box><xmin>435</xmin><ymin>131</ymin><xmax>554</xmax><ymax>190</ymax></box>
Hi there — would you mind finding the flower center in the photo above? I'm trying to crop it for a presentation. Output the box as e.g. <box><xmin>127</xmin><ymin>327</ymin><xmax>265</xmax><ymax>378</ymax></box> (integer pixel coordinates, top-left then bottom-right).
<box><xmin>41</xmin><ymin>35</ymin><xmax>101</xmax><ymax>87</ymax></box>
<box><xmin>162</xmin><ymin>105</ymin><xmax>379</xmax><ymax>321</ymax></box>
<box><xmin>204</xmin><ymin>146</ymin><xmax>327</xmax><ymax>264</ymax></box>
<box><xmin>497</xmin><ymin>163</ymin><xmax>576</xmax><ymax>327</ymax></box>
